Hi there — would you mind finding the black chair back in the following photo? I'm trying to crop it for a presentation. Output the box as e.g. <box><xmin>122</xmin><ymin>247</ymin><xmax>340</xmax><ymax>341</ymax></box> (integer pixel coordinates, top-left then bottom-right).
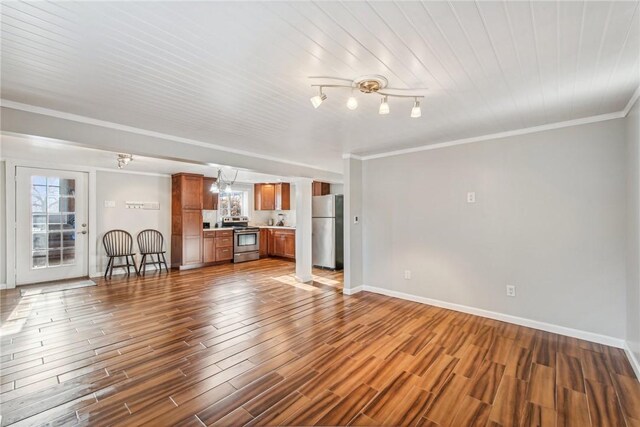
<box><xmin>137</xmin><ymin>229</ymin><xmax>164</xmax><ymax>254</ymax></box>
<box><xmin>103</xmin><ymin>230</ymin><xmax>134</xmax><ymax>256</ymax></box>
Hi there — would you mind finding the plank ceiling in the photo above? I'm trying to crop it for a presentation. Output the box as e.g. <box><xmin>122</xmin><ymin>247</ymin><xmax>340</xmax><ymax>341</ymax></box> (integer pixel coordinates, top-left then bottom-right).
<box><xmin>1</xmin><ymin>1</ymin><xmax>639</xmax><ymax>172</ymax></box>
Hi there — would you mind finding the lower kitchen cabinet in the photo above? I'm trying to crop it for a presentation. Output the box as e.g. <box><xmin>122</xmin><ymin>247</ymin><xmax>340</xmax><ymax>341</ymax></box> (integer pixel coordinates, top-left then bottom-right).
<box><xmin>266</xmin><ymin>228</ymin><xmax>295</xmax><ymax>259</ymax></box>
<box><xmin>259</xmin><ymin>229</ymin><xmax>270</xmax><ymax>257</ymax></box>
<box><xmin>203</xmin><ymin>230</ymin><xmax>234</xmax><ymax>263</ymax></box>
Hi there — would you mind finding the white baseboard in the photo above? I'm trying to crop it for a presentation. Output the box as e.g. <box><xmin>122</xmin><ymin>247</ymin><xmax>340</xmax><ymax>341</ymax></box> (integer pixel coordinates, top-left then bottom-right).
<box><xmin>296</xmin><ymin>275</ymin><xmax>314</xmax><ymax>283</ymax></box>
<box><xmin>624</xmin><ymin>342</ymin><xmax>640</xmax><ymax>379</ymax></box>
<box><xmin>342</xmin><ymin>286</ymin><xmax>363</xmax><ymax>295</ymax></box>
<box><xmin>352</xmin><ymin>285</ymin><xmax>625</xmax><ymax>349</ymax></box>
<box><xmin>0</xmin><ymin>283</ymin><xmax>8</xmax><ymax>290</ymax></box>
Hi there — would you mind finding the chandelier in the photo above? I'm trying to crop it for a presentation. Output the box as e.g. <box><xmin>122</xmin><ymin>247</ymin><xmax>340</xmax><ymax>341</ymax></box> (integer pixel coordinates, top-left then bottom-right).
<box><xmin>309</xmin><ymin>75</ymin><xmax>425</xmax><ymax>118</ymax></box>
<box><xmin>210</xmin><ymin>169</ymin><xmax>239</xmax><ymax>194</ymax></box>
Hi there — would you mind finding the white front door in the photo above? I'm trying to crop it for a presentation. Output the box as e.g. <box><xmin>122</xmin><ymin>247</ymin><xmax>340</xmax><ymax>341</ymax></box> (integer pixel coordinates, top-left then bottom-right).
<box><xmin>16</xmin><ymin>167</ymin><xmax>89</xmax><ymax>285</ymax></box>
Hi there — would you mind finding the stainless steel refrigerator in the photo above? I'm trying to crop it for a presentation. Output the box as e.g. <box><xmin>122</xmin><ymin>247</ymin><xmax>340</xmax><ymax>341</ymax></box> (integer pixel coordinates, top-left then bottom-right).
<box><xmin>312</xmin><ymin>194</ymin><xmax>344</xmax><ymax>270</ymax></box>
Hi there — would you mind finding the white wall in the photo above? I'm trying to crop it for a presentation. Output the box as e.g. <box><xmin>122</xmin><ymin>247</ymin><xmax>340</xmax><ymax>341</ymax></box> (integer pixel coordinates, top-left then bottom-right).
<box><xmin>626</xmin><ymin>97</ymin><xmax>640</xmax><ymax>366</ymax></box>
<box><xmin>0</xmin><ymin>160</ymin><xmax>6</xmax><ymax>285</ymax></box>
<box><xmin>95</xmin><ymin>171</ymin><xmax>171</xmax><ymax>273</ymax></box>
<box><xmin>344</xmin><ymin>157</ymin><xmax>363</xmax><ymax>292</ymax></box>
<box><xmin>363</xmin><ymin>119</ymin><xmax>627</xmax><ymax>339</ymax></box>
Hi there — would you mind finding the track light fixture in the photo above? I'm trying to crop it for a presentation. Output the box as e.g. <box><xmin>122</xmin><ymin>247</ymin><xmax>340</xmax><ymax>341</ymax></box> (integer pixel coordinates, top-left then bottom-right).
<box><xmin>117</xmin><ymin>153</ymin><xmax>132</xmax><ymax>169</ymax></box>
<box><xmin>308</xmin><ymin>75</ymin><xmax>425</xmax><ymax>118</ymax></box>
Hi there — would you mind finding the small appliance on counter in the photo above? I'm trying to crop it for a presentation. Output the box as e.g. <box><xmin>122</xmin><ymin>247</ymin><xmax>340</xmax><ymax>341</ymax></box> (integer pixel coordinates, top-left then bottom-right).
<box><xmin>276</xmin><ymin>213</ymin><xmax>285</xmax><ymax>226</ymax></box>
<box><xmin>268</xmin><ymin>218</ymin><xmax>274</xmax><ymax>226</ymax></box>
<box><xmin>203</xmin><ymin>222</ymin><xmax>211</xmax><ymax>229</ymax></box>
<box><xmin>221</xmin><ymin>216</ymin><xmax>260</xmax><ymax>263</ymax></box>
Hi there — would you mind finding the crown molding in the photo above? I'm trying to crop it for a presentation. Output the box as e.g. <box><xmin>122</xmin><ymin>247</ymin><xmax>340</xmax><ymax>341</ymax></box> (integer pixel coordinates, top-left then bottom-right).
<box><xmin>359</xmin><ymin>110</ymin><xmax>626</xmax><ymax>161</ymax></box>
<box><xmin>342</xmin><ymin>153</ymin><xmax>363</xmax><ymax>160</ymax></box>
<box><xmin>622</xmin><ymin>85</ymin><xmax>640</xmax><ymax>117</ymax></box>
<box><xmin>0</xmin><ymin>100</ymin><xmax>338</xmax><ymax>174</ymax></box>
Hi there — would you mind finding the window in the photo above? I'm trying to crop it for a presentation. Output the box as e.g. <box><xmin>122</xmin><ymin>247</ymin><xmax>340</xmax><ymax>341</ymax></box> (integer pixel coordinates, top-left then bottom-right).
<box><xmin>31</xmin><ymin>176</ymin><xmax>76</xmax><ymax>268</ymax></box>
<box><xmin>218</xmin><ymin>191</ymin><xmax>248</xmax><ymax>217</ymax></box>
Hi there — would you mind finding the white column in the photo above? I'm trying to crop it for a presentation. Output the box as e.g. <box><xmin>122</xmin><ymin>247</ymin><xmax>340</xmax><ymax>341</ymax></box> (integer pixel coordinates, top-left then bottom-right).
<box><xmin>295</xmin><ymin>178</ymin><xmax>313</xmax><ymax>283</ymax></box>
<box><xmin>343</xmin><ymin>155</ymin><xmax>363</xmax><ymax>294</ymax></box>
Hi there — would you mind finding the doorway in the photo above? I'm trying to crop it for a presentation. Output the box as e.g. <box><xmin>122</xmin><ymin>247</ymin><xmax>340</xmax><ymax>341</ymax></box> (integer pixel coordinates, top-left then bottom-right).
<box><xmin>15</xmin><ymin>167</ymin><xmax>89</xmax><ymax>285</ymax></box>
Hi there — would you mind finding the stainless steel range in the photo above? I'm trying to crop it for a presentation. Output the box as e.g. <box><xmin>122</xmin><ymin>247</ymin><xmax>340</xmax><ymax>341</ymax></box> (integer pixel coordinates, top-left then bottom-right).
<box><xmin>221</xmin><ymin>216</ymin><xmax>260</xmax><ymax>263</ymax></box>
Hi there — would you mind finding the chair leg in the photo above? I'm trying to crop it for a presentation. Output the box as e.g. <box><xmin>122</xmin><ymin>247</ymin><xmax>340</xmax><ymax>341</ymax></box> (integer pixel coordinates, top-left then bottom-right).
<box><xmin>133</xmin><ymin>255</ymin><xmax>140</xmax><ymax>276</ymax></box>
<box><xmin>141</xmin><ymin>254</ymin><xmax>147</xmax><ymax>276</ymax></box>
<box><xmin>104</xmin><ymin>257</ymin><xmax>112</xmax><ymax>279</ymax></box>
<box><xmin>161</xmin><ymin>253</ymin><xmax>169</xmax><ymax>272</ymax></box>
<box><xmin>125</xmin><ymin>256</ymin><xmax>131</xmax><ymax>276</ymax></box>
<box><xmin>109</xmin><ymin>257</ymin><xmax>115</xmax><ymax>279</ymax></box>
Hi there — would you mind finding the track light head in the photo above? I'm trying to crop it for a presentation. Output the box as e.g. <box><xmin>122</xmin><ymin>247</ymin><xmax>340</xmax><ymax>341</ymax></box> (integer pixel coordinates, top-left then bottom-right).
<box><xmin>310</xmin><ymin>87</ymin><xmax>327</xmax><ymax>108</ymax></box>
<box><xmin>411</xmin><ymin>99</ymin><xmax>421</xmax><ymax>118</ymax></box>
<box><xmin>379</xmin><ymin>96</ymin><xmax>389</xmax><ymax>115</ymax></box>
<box><xmin>347</xmin><ymin>96</ymin><xmax>358</xmax><ymax>110</ymax></box>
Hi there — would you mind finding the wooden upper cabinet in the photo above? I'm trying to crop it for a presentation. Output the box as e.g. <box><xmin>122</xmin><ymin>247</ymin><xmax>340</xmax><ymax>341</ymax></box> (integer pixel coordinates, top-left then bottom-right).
<box><xmin>202</xmin><ymin>177</ymin><xmax>218</xmax><ymax>210</ymax></box>
<box><xmin>275</xmin><ymin>183</ymin><xmax>290</xmax><ymax>210</ymax></box>
<box><xmin>312</xmin><ymin>181</ymin><xmax>331</xmax><ymax>196</ymax></box>
<box><xmin>255</xmin><ymin>183</ymin><xmax>290</xmax><ymax>210</ymax></box>
<box><xmin>179</xmin><ymin>174</ymin><xmax>203</xmax><ymax>209</ymax></box>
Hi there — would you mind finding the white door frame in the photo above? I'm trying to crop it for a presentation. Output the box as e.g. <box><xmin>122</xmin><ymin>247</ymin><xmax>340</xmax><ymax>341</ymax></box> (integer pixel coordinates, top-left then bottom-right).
<box><xmin>4</xmin><ymin>158</ymin><xmax>97</xmax><ymax>288</ymax></box>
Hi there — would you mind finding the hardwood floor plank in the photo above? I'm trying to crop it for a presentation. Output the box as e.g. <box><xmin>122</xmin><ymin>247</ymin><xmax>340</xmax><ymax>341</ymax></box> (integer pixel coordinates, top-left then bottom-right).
<box><xmin>585</xmin><ymin>379</ymin><xmax>626</xmax><ymax>427</ymax></box>
<box><xmin>557</xmin><ymin>386</ymin><xmax>591</xmax><ymax>427</ymax></box>
<box><xmin>317</xmin><ymin>383</ymin><xmax>378</xmax><ymax>426</ymax></box>
<box><xmin>527</xmin><ymin>363</ymin><xmax>556</xmax><ymax>410</ymax></box>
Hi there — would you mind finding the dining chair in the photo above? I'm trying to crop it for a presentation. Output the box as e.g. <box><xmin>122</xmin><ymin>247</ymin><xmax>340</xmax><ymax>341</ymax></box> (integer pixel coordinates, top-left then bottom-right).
<box><xmin>136</xmin><ymin>229</ymin><xmax>169</xmax><ymax>275</ymax></box>
<box><xmin>102</xmin><ymin>230</ymin><xmax>139</xmax><ymax>279</ymax></box>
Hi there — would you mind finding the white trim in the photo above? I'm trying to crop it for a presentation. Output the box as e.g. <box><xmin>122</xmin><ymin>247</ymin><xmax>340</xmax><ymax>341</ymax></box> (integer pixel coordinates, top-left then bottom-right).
<box><xmin>622</xmin><ymin>85</ymin><xmax>640</xmax><ymax>117</ymax></box>
<box><xmin>342</xmin><ymin>285</ymin><xmax>363</xmax><ymax>295</ymax></box>
<box><xmin>359</xmin><ymin>111</ymin><xmax>625</xmax><ymax>161</ymax></box>
<box><xmin>1</xmin><ymin>100</ymin><xmax>336</xmax><ymax>174</ymax></box>
<box><xmin>341</xmin><ymin>153</ymin><xmax>363</xmax><ymax>160</ymax></box>
<box><xmin>356</xmin><ymin>285</ymin><xmax>625</xmax><ymax>348</ymax></box>
<box><xmin>624</xmin><ymin>342</ymin><xmax>640</xmax><ymax>379</ymax></box>
<box><xmin>0</xmin><ymin>283</ymin><xmax>7</xmax><ymax>290</ymax></box>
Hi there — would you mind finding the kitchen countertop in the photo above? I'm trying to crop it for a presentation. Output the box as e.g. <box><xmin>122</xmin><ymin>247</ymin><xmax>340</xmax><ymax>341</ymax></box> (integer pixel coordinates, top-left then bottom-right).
<box><xmin>203</xmin><ymin>226</ymin><xmax>296</xmax><ymax>231</ymax></box>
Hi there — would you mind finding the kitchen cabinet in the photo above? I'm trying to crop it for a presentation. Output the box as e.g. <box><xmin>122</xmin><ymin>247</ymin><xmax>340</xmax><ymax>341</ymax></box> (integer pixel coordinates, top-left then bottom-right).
<box><xmin>203</xmin><ymin>230</ymin><xmax>233</xmax><ymax>263</ymax></box>
<box><xmin>171</xmin><ymin>173</ymin><xmax>203</xmax><ymax>268</ymax></box>
<box><xmin>312</xmin><ymin>181</ymin><xmax>330</xmax><ymax>196</ymax></box>
<box><xmin>203</xmin><ymin>177</ymin><xmax>218</xmax><ymax>210</ymax></box>
<box><xmin>254</xmin><ymin>183</ymin><xmax>290</xmax><ymax>210</ymax></box>
<box><xmin>259</xmin><ymin>228</ymin><xmax>270</xmax><ymax>257</ymax></box>
<box><xmin>267</xmin><ymin>228</ymin><xmax>295</xmax><ymax>259</ymax></box>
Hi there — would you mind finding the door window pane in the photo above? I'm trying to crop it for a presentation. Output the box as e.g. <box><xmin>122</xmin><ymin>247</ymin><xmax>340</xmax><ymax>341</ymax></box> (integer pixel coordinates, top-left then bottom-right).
<box><xmin>31</xmin><ymin>175</ymin><xmax>77</xmax><ymax>268</ymax></box>
<box><xmin>48</xmin><ymin>249</ymin><xmax>61</xmax><ymax>266</ymax></box>
<box><xmin>62</xmin><ymin>248</ymin><xmax>75</xmax><ymax>264</ymax></box>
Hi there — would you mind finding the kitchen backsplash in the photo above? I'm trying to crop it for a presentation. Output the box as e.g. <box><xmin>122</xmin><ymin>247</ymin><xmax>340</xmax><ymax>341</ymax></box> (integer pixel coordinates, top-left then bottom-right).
<box><xmin>251</xmin><ymin>210</ymin><xmax>296</xmax><ymax>227</ymax></box>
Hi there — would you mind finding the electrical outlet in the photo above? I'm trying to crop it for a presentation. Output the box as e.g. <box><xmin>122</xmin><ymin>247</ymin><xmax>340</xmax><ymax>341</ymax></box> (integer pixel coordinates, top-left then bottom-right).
<box><xmin>353</xmin><ymin>216</ymin><xmax>359</xmax><ymax>224</ymax></box>
<box><xmin>506</xmin><ymin>285</ymin><xmax>516</xmax><ymax>297</ymax></box>
<box><xmin>467</xmin><ymin>192</ymin><xmax>476</xmax><ymax>203</ymax></box>
<box><xmin>404</xmin><ymin>270</ymin><xmax>411</xmax><ymax>280</ymax></box>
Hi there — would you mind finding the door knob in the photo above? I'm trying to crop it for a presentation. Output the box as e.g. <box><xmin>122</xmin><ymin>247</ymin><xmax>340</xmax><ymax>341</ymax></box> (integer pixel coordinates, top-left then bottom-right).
<box><xmin>78</xmin><ymin>230</ymin><xmax>87</xmax><ymax>235</ymax></box>
<box><xmin>82</xmin><ymin>223</ymin><xmax>87</xmax><ymax>227</ymax></box>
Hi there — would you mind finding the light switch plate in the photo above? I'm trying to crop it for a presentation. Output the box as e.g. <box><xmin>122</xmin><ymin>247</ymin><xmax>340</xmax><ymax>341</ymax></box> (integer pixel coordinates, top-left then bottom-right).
<box><xmin>353</xmin><ymin>216</ymin><xmax>359</xmax><ymax>224</ymax></box>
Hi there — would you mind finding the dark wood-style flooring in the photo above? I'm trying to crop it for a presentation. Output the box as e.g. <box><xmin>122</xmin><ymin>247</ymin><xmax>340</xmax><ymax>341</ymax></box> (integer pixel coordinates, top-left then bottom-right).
<box><xmin>1</xmin><ymin>258</ymin><xmax>638</xmax><ymax>426</ymax></box>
